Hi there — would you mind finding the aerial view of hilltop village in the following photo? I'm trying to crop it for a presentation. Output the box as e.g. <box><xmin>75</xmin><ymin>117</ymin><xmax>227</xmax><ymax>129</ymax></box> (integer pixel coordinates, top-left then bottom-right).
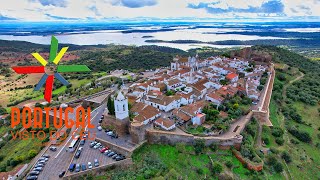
<box><xmin>1</xmin><ymin>0</ymin><xmax>320</xmax><ymax>180</ymax></box>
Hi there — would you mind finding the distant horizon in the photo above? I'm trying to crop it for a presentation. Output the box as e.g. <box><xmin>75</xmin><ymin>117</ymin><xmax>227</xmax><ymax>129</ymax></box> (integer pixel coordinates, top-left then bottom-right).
<box><xmin>2</xmin><ymin>0</ymin><xmax>320</xmax><ymax>22</ymax></box>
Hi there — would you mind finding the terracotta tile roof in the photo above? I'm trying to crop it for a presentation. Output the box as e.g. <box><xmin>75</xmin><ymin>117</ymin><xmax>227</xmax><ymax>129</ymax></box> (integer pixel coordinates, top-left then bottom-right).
<box><xmin>172</xmin><ymin>109</ymin><xmax>191</xmax><ymax>121</ymax></box>
<box><xmin>226</xmin><ymin>73</ymin><xmax>238</xmax><ymax>80</ymax></box>
<box><xmin>131</xmin><ymin>102</ymin><xmax>160</xmax><ymax>123</ymax></box>
<box><xmin>207</xmin><ymin>92</ymin><xmax>225</xmax><ymax>102</ymax></box>
<box><xmin>167</xmin><ymin>78</ymin><xmax>181</xmax><ymax>86</ymax></box>
<box><xmin>155</xmin><ymin>117</ymin><xmax>175</xmax><ymax>128</ymax></box>
<box><xmin>147</xmin><ymin>95</ymin><xmax>176</xmax><ymax>106</ymax></box>
<box><xmin>192</xmin><ymin>79</ymin><xmax>208</xmax><ymax>91</ymax></box>
<box><xmin>178</xmin><ymin>57</ymin><xmax>188</xmax><ymax>63</ymax></box>
<box><xmin>176</xmin><ymin>92</ymin><xmax>193</xmax><ymax>99</ymax></box>
<box><xmin>180</xmin><ymin>101</ymin><xmax>207</xmax><ymax>116</ymax></box>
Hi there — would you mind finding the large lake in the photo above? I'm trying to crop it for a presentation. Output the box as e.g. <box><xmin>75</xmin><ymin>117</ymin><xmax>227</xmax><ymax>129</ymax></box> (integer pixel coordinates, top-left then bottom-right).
<box><xmin>0</xmin><ymin>22</ymin><xmax>319</xmax><ymax>50</ymax></box>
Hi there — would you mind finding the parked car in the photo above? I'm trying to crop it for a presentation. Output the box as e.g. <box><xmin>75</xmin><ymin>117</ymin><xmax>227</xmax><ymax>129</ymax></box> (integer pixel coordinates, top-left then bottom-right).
<box><xmin>69</xmin><ymin>163</ymin><xmax>76</xmax><ymax>172</ymax></box>
<box><xmin>100</xmin><ymin>147</ymin><xmax>109</xmax><ymax>153</ymax></box>
<box><xmin>108</xmin><ymin>152</ymin><xmax>116</xmax><ymax>157</ymax></box>
<box><xmin>99</xmin><ymin>119</ymin><xmax>103</xmax><ymax>123</ymax></box>
<box><xmin>33</xmin><ymin>167</ymin><xmax>43</xmax><ymax>172</ymax></box>
<box><xmin>58</xmin><ymin>171</ymin><xmax>66</xmax><ymax>178</ymax></box>
<box><xmin>75</xmin><ymin>164</ymin><xmax>81</xmax><ymax>172</ymax></box>
<box><xmin>29</xmin><ymin>171</ymin><xmax>40</xmax><ymax>175</ymax></box>
<box><xmin>35</xmin><ymin>164</ymin><xmax>44</xmax><ymax>168</ymax></box>
<box><xmin>42</xmin><ymin>154</ymin><xmax>50</xmax><ymax>158</ymax></box>
<box><xmin>106</xmin><ymin>131</ymin><xmax>113</xmax><ymax>136</ymax></box>
<box><xmin>111</xmin><ymin>133</ymin><xmax>118</xmax><ymax>139</ymax></box>
<box><xmin>93</xmin><ymin>143</ymin><xmax>101</xmax><ymax>149</ymax></box>
<box><xmin>27</xmin><ymin>175</ymin><xmax>38</xmax><ymax>180</ymax></box>
<box><xmin>97</xmin><ymin>126</ymin><xmax>102</xmax><ymax>131</ymax></box>
<box><xmin>94</xmin><ymin>159</ymin><xmax>99</xmax><ymax>167</ymax></box>
<box><xmin>82</xmin><ymin>164</ymin><xmax>87</xmax><ymax>171</ymax></box>
<box><xmin>50</xmin><ymin>146</ymin><xmax>57</xmax><ymax>151</ymax></box>
<box><xmin>111</xmin><ymin>154</ymin><xmax>118</xmax><ymax>159</ymax></box>
<box><xmin>88</xmin><ymin>162</ymin><xmax>93</xmax><ymax>169</ymax></box>
<box><xmin>115</xmin><ymin>155</ymin><xmax>126</xmax><ymax>161</ymax></box>
<box><xmin>75</xmin><ymin>150</ymin><xmax>82</xmax><ymax>159</ymax></box>
<box><xmin>106</xmin><ymin>151</ymin><xmax>114</xmax><ymax>156</ymax></box>
<box><xmin>38</xmin><ymin>160</ymin><xmax>46</xmax><ymax>164</ymax></box>
<box><xmin>80</xmin><ymin>139</ymin><xmax>85</xmax><ymax>145</ymax></box>
<box><xmin>90</xmin><ymin>141</ymin><xmax>97</xmax><ymax>148</ymax></box>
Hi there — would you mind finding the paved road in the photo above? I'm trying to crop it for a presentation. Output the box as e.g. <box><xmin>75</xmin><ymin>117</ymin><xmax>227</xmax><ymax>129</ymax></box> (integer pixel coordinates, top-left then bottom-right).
<box><xmin>32</xmin><ymin>105</ymin><xmax>105</xmax><ymax>180</ymax></box>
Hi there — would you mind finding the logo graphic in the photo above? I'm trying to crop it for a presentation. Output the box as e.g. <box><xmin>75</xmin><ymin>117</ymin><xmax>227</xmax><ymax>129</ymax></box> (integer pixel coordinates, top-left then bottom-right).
<box><xmin>12</xmin><ymin>36</ymin><xmax>90</xmax><ymax>102</ymax></box>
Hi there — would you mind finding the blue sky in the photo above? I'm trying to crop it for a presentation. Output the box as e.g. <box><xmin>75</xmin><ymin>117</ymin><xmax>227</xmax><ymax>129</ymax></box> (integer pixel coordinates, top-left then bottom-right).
<box><xmin>1</xmin><ymin>0</ymin><xmax>320</xmax><ymax>21</ymax></box>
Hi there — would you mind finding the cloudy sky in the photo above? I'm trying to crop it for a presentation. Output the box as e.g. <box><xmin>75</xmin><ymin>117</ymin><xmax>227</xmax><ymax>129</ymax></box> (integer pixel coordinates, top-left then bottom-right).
<box><xmin>1</xmin><ymin>0</ymin><xmax>320</xmax><ymax>21</ymax></box>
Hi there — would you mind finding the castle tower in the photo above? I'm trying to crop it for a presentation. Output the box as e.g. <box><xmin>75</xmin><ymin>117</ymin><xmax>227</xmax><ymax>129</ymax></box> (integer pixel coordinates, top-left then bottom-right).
<box><xmin>114</xmin><ymin>91</ymin><xmax>129</xmax><ymax>120</ymax></box>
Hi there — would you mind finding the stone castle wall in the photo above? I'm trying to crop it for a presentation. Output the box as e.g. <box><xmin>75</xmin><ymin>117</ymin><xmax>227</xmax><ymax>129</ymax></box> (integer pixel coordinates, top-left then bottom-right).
<box><xmin>146</xmin><ymin>129</ymin><xmax>242</xmax><ymax>150</ymax></box>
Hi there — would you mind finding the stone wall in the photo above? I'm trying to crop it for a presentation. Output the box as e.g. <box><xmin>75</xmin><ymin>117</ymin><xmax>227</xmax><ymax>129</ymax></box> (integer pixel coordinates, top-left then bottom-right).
<box><xmin>232</xmin><ymin>150</ymin><xmax>263</xmax><ymax>171</ymax></box>
<box><xmin>103</xmin><ymin>116</ymin><xmax>130</xmax><ymax>136</ymax></box>
<box><xmin>146</xmin><ymin>129</ymin><xmax>242</xmax><ymax>150</ymax></box>
<box><xmin>129</xmin><ymin>123</ymin><xmax>149</xmax><ymax>144</ymax></box>
<box><xmin>96</xmin><ymin>137</ymin><xmax>132</xmax><ymax>157</ymax></box>
<box><xmin>63</xmin><ymin>158</ymin><xmax>133</xmax><ymax>180</ymax></box>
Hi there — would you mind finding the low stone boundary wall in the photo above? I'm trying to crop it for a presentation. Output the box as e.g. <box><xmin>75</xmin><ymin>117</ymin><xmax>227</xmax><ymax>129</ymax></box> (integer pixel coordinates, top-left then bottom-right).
<box><xmin>95</xmin><ymin>137</ymin><xmax>133</xmax><ymax>157</ymax></box>
<box><xmin>63</xmin><ymin>158</ymin><xmax>132</xmax><ymax>179</ymax></box>
<box><xmin>232</xmin><ymin>150</ymin><xmax>263</xmax><ymax>171</ymax></box>
<box><xmin>146</xmin><ymin>129</ymin><xmax>242</xmax><ymax>149</ymax></box>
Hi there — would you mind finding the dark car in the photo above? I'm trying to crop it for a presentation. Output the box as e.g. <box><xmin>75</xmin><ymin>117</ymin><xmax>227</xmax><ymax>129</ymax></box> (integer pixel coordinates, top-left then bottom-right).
<box><xmin>27</xmin><ymin>175</ymin><xmax>38</xmax><ymax>180</ymax></box>
<box><xmin>110</xmin><ymin>133</ymin><xmax>118</xmax><ymax>139</ymax></box>
<box><xmin>69</xmin><ymin>163</ymin><xmax>76</xmax><ymax>172</ymax></box>
<box><xmin>58</xmin><ymin>171</ymin><xmax>66</xmax><ymax>178</ymax></box>
<box><xmin>29</xmin><ymin>171</ymin><xmax>40</xmax><ymax>175</ymax></box>
<box><xmin>33</xmin><ymin>167</ymin><xmax>43</xmax><ymax>172</ymax></box>
<box><xmin>108</xmin><ymin>152</ymin><xmax>115</xmax><ymax>157</ymax></box>
<box><xmin>75</xmin><ymin>164</ymin><xmax>81</xmax><ymax>172</ymax></box>
<box><xmin>115</xmin><ymin>155</ymin><xmax>126</xmax><ymax>161</ymax></box>
<box><xmin>81</xmin><ymin>164</ymin><xmax>87</xmax><ymax>171</ymax></box>
<box><xmin>42</xmin><ymin>154</ymin><xmax>50</xmax><ymax>158</ymax></box>
<box><xmin>80</xmin><ymin>139</ymin><xmax>85</xmax><ymax>145</ymax></box>
<box><xmin>75</xmin><ymin>150</ymin><xmax>81</xmax><ymax>159</ymax></box>
<box><xmin>35</xmin><ymin>163</ymin><xmax>44</xmax><ymax>168</ymax></box>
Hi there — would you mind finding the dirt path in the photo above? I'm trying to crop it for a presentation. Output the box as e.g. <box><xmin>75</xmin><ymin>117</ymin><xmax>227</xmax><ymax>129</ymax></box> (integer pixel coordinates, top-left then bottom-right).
<box><xmin>282</xmin><ymin>72</ymin><xmax>304</xmax><ymax>100</ymax></box>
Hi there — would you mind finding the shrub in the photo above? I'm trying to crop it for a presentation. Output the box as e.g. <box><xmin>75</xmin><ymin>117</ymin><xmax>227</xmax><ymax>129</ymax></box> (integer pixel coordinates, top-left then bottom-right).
<box><xmin>288</xmin><ymin>126</ymin><xmax>312</xmax><ymax>143</ymax></box>
<box><xmin>212</xmin><ymin>162</ymin><xmax>223</xmax><ymax>174</ymax></box>
<box><xmin>275</xmin><ymin>137</ymin><xmax>284</xmax><ymax>145</ymax></box>
<box><xmin>271</xmin><ymin>127</ymin><xmax>284</xmax><ymax>137</ymax></box>
<box><xmin>176</xmin><ymin>143</ymin><xmax>186</xmax><ymax>154</ymax></box>
<box><xmin>281</xmin><ymin>151</ymin><xmax>292</xmax><ymax>163</ymax></box>
<box><xmin>225</xmin><ymin>160</ymin><xmax>233</xmax><ymax>169</ymax></box>
<box><xmin>194</xmin><ymin>139</ymin><xmax>205</xmax><ymax>155</ymax></box>
<box><xmin>270</xmin><ymin>147</ymin><xmax>280</xmax><ymax>154</ymax></box>
<box><xmin>28</xmin><ymin>150</ymin><xmax>37</xmax><ymax>159</ymax></box>
<box><xmin>290</xmin><ymin>139</ymin><xmax>300</xmax><ymax>144</ymax></box>
<box><xmin>209</xmin><ymin>144</ymin><xmax>217</xmax><ymax>152</ymax></box>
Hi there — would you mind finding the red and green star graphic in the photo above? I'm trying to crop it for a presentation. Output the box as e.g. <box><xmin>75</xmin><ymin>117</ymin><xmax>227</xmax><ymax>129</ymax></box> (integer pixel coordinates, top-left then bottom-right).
<box><xmin>12</xmin><ymin>36</ymin><xmax>90</xmax><ymax>102</ymax></box>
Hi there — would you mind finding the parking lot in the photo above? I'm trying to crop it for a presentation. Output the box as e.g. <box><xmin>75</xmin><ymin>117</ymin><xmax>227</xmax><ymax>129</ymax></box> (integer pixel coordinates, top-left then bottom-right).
<box><xmin>67</xmin><ymin>141</ymin><xmax>118</xmax><ymax>175</ymax></box>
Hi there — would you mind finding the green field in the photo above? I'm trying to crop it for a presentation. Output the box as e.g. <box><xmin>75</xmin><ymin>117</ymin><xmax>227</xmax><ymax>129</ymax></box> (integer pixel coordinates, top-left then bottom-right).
<box><xmin>93</xmin><ymin>144</ymin><xmax>256</xmax><ymax>180</ymax></box>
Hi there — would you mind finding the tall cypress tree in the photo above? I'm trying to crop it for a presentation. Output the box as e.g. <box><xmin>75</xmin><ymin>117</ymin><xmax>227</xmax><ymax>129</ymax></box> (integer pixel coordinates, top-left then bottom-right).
<box><xmin>107</xmin><ymin>96</ymin><xmax>115</xmax><ymax>115</ymax></box>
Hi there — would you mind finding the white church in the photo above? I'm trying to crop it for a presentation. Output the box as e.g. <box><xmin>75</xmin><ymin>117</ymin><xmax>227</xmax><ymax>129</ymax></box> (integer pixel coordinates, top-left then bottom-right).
<box><xmin>114</xmin><ymin>91</ymin><xmax>129</xmax><ymax>120</ymax></box>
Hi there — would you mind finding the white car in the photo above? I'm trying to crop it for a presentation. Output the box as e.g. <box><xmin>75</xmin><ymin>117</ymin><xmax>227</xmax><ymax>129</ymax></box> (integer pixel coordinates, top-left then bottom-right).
<box><xmin>97</xmin><ymin>126</ymin><xmax>102</xmax><ymax>131</ymax></box>
<box><xmin>88</xmin><ymin>162</ymin><xmax>93</xmax><ymax>169</ymax></box>
<box><xmin>93</xmin><ymin>143</ymin><xmax>101</xmax><ymax>149</ymax></box>
<box><xmin>106</xmin><ymin>131</ymin><xmax>113</xmax><ymax>136</ymax></box>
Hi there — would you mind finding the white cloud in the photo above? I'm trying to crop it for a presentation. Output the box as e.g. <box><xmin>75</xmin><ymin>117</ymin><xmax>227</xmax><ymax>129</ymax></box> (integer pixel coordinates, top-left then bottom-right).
<box><xmin>0</xmin><ymin>0</ymin><xmax>319</xmax><ymax>21</ymax></box>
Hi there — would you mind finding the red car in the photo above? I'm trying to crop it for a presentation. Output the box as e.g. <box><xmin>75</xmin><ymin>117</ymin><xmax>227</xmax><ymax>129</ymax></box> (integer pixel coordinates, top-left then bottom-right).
<box><xmin>100</xmin><ymin>147</ymin><xmax>109</xmax><ymax>153</ymax></box>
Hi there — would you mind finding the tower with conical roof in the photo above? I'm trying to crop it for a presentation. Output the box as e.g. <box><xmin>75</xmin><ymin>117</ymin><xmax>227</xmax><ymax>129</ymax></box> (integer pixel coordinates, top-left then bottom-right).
<box><xmin>114</xmin><ymin>91</ymin><xmax>129</xmax><ymax>120</ymax></box>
